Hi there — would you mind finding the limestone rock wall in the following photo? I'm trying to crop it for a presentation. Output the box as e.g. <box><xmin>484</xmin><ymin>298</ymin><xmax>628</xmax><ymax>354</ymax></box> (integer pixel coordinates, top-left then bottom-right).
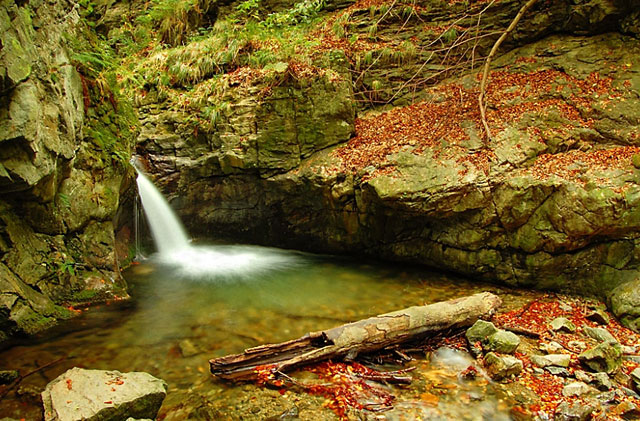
<box><xmin>0</xmin><ymin>0</ymin><xmax>135</xmax><ymax>342</ymax></box>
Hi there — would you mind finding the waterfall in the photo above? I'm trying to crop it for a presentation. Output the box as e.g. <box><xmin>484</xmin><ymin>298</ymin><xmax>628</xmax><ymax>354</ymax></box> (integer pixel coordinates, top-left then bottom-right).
<box><xmin>135</xmin><ymin>170</ymin><xmax>191</xmax><ymax>256</ymax></box>
<box><xmin>132</xmin><ymin>161</ymin><xmax>301</xmax><ymax>280</ymax></box>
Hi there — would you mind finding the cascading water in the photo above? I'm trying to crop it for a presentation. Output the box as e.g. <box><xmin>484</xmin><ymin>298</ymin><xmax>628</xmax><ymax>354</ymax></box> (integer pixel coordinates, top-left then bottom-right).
<box><xmin>135</xmin><ymin>170</ymin><xmax>191</xmax><ymax>256</ymax></box>
<box><xmin>133</xmin><ymin>164</ymin><xmax>300</xmax><ymax>279</ymax></box>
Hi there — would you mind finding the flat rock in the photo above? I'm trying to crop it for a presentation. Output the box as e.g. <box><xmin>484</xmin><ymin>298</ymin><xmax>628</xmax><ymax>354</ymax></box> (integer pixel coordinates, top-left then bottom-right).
<box><xmin>42</xmin><ymin>367</ymin><xmax>167</xmax><ymax>421</ymax></box>
<box><xmin>583</xmin><ymin>326</ymin><xmax>617</xmax><ymax>344</ymax></box>
<box><xmin>531</xmin><ymin>354</ymin><xmax>571</xmax><ymax>368</ymax></box>
<box><xmin>562</xmin><ymin>381</ymin><xmax>594</xmax><ymax>397</ymax></box>
<box><xmin>631</xmin><ymin>367</ymin><xmax>640</xmax><ymax>387</ymax></box>
<box><xmin>586</xmin><ymin>309</ymin><xmax>610</xmax><ymax>325</ymax></box>
<box><xmin>549</xmin><ymin>317</ymin><xmax>576</xmax><ymax>333</ymax></box>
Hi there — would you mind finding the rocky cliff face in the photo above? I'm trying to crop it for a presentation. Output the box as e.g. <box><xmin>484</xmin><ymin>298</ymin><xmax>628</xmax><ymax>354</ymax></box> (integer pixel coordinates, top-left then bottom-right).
<box><xmin>135</xmin><ymin>0</ymin><xmax>640</xmax><ymax>311</ymax></box>
<box><xmin>0</xmin><ymin>0</ymin><xmax>136</xmax><ymax>341</ymax></box>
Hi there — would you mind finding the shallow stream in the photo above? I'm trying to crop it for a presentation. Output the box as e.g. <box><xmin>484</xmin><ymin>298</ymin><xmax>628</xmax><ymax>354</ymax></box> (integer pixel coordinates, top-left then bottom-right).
<box><xmin>0</xmin><ymin>244</ymin><xmax>544</xmax><ymax>420</ymax></box>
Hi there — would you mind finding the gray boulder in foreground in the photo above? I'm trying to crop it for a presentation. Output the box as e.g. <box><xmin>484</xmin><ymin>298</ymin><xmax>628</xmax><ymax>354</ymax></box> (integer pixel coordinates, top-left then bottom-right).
<box><xmin>42</xmin><ymin>368</ymin><xmax>167</xmax><ymax>421</ymax></box>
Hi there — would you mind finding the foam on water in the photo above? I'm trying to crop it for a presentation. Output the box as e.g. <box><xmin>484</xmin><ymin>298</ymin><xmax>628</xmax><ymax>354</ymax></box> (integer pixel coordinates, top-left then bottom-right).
<box><xmin>151</xmin><ymin>244</ymin><xmax>303</xmax><ymax>281</ymax></box>
<box><xmin>135</xmin><ymin>165</ymin><xmax>301</xmax><ymax>280</ymax></box>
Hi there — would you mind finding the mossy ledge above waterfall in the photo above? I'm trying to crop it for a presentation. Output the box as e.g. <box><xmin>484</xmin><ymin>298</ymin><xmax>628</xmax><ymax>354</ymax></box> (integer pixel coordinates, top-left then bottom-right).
<box><xmin>0</xmin><ymin>0</ymin><xmax>138</xmax><ymax>343</ymax></box>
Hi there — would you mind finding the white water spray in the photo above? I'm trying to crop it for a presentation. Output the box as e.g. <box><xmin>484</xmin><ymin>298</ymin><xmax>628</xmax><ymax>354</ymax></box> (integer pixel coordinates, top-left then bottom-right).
<box><xmin>135</xmin><ymin>170</ymin><xmax>191</xmax><ymax>256</ymax></box>
<box><xmin>133</xmin><ymin>165</ymin><xmax>301</xmax><ymax>279</ymax></box>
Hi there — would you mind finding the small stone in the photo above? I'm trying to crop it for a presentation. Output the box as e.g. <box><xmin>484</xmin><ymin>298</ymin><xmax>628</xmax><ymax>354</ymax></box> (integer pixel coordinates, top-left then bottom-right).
<box><xmin>583</xmin><ymin>327</ymin><xmax>617</xmax><ymax>344</ymax></box>
<box><xmin>465</xmin><ymin>320</ymin><xmax>498</xmax><ymax>345</ymax></box>
<box><xmin>555</xmin><ymin>400</ymin><xmax>598</xmax><ymax>421</ymax></box>
<box><xmin>632</xmin><ymin>153</ymin><xmax>640</xmax><ymax>169</ymax></box>
<box><xmin>558</xmin><ymin>302</ymin><xmax>573</xmax><ymax>312</ymax></box>
<box><xmin>592</xmin><ymin>372</ymin><xmax>613</xmax><ymax>391</ymax></box>
<box><xmin>178</xmin><ymin>339</ymin><xmax>201</xmax><ymax>357</ymax></box>
<box><xmin>540</xmin><ymin>341</ymin><xmax>564</xmax><ymax>353</ymax></box>
<box><xmin>575</xmin><ymin>370</ymin><xmax>593</xmax><ymax>383</ymax></box>
<box><xmin>531</xmin><ymin>354</ymin><xmax>571</xmax><ymax>368</ymax></box>
<box><xmin>596</xmin><ymin>391</ymin><xmax>617</xmax><ymax>404</ymax></box>
<box><xmin>568</xmin><ymin>340</ymin><xmax>587</xmax><ymax>351</ymax></box>
<box><xmin>562</xmin><ymin>381</ymin><xmax>593</xmax><ymax>397</ymax></box>
<box><xmin>631</xmin><ymin>367</ymin><xmax>640</xmax><ymax>387</ymax></box>
<box><xmin>549</xmin><ymin>317</ymin><xmax>576</xmax><ymax>333</ymax></box>
<box><xmin>616</xmin><ymin>401</ymin><xmax>640</xmax><ymax>418</ymax></box>
<box><xmin>545</xmin><ymin>366</ymin><xmax>571</xmax><ymax>377</ymax></box>
<box><xmin>0</xmin><ymin>370</ymin><xmax>19</xmax><ymax>385</ymax></box>
<box><xmin>586</xmin><ymin>309</ymin><xmax>610</xmax><ymax>325</ymax></box>
<box><xmin>578</xmin><ymin>341</ymin><xmax>623</xmax><ymax>374</ymax></box>
<box><xmin>622</xmin><ymin>345</ymin><xmax>637</xmax><ymax>354</ymax></box>
<box><xmin>485</xmin><ymin>330</ymin><xmax>520</xmax><ymax>354</ymax></box>
<box><xmin>483</xmin><ymin>352</ymin><xmax>523</xmax><ymax>381</ymax></box>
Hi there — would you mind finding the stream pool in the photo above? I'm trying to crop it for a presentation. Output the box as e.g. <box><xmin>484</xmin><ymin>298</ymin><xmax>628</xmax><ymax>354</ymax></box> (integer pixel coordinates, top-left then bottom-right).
<box><xmin>0</xmin><ymin>244</ymin><xmax>543</xmax><ymax>420</ymax></box>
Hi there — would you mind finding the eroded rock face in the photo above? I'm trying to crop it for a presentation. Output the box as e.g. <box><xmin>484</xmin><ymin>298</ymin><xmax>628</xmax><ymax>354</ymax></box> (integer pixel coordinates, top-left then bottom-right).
<box><xmin>138</xmin><ymin>30</ymin><xmax>640</xmax><ymax>304</ymax></box>
<box><xmin>0</xmin><ymin>0</ymin><xmax>136</xmax><ymax>341</ymax></box>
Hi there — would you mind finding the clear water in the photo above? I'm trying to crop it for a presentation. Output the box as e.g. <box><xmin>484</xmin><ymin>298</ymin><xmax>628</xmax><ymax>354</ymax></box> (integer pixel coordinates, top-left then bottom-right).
<box><xmin>0</xmin><ymin>245</ymin><xmax>538</xmax><ymax>420</ymax></box>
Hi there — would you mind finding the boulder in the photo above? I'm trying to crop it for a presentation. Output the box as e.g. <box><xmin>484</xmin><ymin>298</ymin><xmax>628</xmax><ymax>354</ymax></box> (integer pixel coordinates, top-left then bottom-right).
<box><xmin>483</xmin><ymin>352</ymin><xmax>523</xmax><ymax>381</ymax></box>
<box><xmin>42</xmin><ymin>368</ymin><xmax>167</xmax><ymax>421</ymax></box>
<box><xmin>485</xmin><ymin>330</ymin><xmax>520</xmax><ymax>354</ymax></box>
<box><xmin>578</xmin><ymin>341</ymin><xmax>623</xmax><ymax>374</ymax></box>
<box><xmin>609</xmin><ymin>279</ymin><xmax>640</xmax><ymax>332</ymax></box>
<box><xmin>592</xmin><ymin>372</ymin><xmax>613</xmax><ymax>391</ymax></box>
<box><xmin>465</xmin><ymin>320</ymin><xmax>498</xmax><ymax>345</ymax></box>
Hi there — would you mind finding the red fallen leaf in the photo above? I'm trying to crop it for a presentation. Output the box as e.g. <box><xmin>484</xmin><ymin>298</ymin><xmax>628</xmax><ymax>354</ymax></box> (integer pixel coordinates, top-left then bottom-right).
<box><xmin>104</xmin><ymin>401</ymin><xmax>112</xmax><ymax>404</ymax></box>
<box><xmin>66</xmin><ymin>379</ymin><xmax>72</xmax><ymax>390</ymax></box>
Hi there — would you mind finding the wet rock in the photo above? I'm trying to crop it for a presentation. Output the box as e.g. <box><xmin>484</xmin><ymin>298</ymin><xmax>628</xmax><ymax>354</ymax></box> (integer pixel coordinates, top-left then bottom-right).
<box><xmin>586</xmin><ymin>309</ymin><xmax>610</xmax><ymax>325</ymax></box>
<box><xmin>465</xmin><ymin>320</ymin><xmax>498</xmax><ymax>345</ymax></box>
<box><xmin>549</xmin><ymin>317</ymin><xmax>576</xmax><ymax>333</ymax></box>
<box><xmin>483</xmin><ymin>352</ymin><xmax>523</xmax><ymax>381</ymax></box>
<box><xmin>583</xmin><ymin>327</ymin><xmax>618</xmax><ymax>344</ymax></box>
<box><xmin>609</xmin><ymin>280</ymin><xmax>640</xmax><ymax>332</ymax></box>
<box><xmin>178</xmin><ymin>339</ymin><xmax>201</xmax><ymax>357</ymax></box>
<box><xmin>531</xmin><ymin>354</ymin><xmax>571</xmax><ymax>368</ymax></box>
<box><xmin>579</xmin><ymin>341</ymin><xmax>623</xmax><ymax>374</ymax></box>
<box><xmin>0</xmin><ymin>370</ymin><xmax>19</xmax><ymax>384</ymax></box>
<box><xmin>555</xmin><ymin>400</ymin><xmax>598</xmax><ymax>421</ymax></box>
<box><xmin>592</xmin><ymin>372</ymin><xmax>613</xmax><ymax>391</ymax></box>
<box><xmin>265</xmin><ymin>406</ymin><xmax>299</xmax><ymax>421</ymax></box>
<box><xmin>485</xmin><ymin>330</ymin><xmax>520</xmax><ymax>354</ymax></box>
<box><xmin>562</xmin><ymin>381</ymin><xmax>594</xmax><ymax>397</ymax></box>
<box><xmin>42</xmin><ymin>367</ymin><xmax>167</xmax><ymax>421</ymax></box>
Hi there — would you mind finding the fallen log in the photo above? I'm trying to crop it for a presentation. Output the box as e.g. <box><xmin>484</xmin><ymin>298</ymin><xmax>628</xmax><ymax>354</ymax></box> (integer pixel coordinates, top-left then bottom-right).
<box><xmin>210</xmin><ymin>292</ymin><xmax>501</xmax><ymax>381</ymax></box>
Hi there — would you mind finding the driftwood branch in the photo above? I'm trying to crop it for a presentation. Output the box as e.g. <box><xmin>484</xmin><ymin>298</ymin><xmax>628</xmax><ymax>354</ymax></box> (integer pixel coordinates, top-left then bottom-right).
<box><xmin>210</xmin><ymin>292</ymin><xmax>502</xmax><ymax>381</ymax></box>
<box><xmin>478</xmin><ymin>0</ymin><xmax>539</xmax><ymax>140</ymax></box>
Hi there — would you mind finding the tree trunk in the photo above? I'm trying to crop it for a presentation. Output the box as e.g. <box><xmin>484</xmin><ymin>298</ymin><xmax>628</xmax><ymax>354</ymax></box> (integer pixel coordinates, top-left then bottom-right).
<box><xmin>210</xmin><ymin>292</ymin><xmax>502</xmax><ymax>381</ymax></box>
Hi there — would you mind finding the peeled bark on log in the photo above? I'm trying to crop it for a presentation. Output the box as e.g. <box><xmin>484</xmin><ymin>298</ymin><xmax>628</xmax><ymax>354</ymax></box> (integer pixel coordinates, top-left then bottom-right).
<box><xmin>210</xmin><ymin>292</ymin><xmax>502</xmax><ymax>381</ymax></box>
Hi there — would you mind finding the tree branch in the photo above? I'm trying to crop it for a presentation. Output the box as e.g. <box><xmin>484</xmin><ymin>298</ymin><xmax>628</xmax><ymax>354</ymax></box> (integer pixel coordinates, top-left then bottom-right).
<box><xmin>478</xmin><ymin>0</ymin><xmax>539</xmax><ymax>141</ymax></box>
